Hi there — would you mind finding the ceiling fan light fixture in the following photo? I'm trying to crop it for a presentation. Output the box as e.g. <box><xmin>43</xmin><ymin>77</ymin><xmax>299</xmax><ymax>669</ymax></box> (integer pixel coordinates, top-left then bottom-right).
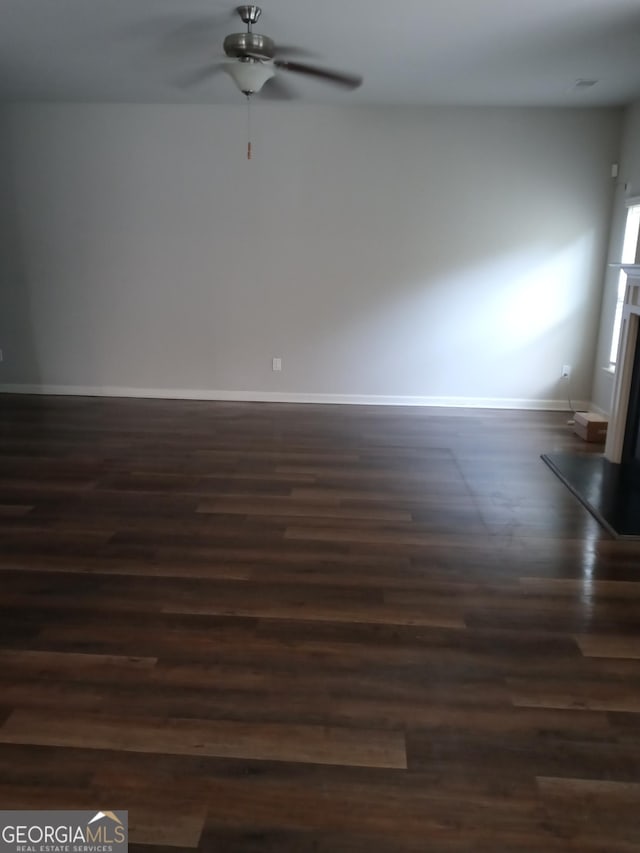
<box><xmin>224</xmin><ymin>60</ymin><xmax>274</xmax><ymax>95</ymax></box>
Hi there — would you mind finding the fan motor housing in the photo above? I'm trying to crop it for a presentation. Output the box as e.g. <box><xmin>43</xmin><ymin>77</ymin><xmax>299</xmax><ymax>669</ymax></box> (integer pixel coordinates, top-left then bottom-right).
<box><xmin>224</xmin><ymin>32</ymin><xmax>275</xmax><ymax>60</ymax></box>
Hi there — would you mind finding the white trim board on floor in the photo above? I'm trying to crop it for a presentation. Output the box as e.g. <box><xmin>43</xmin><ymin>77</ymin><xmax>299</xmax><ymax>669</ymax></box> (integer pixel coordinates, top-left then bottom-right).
<box><xmin>0</xmin><ymin>384</ymin><xmax>591</xmax><ymax>411</ymax></box>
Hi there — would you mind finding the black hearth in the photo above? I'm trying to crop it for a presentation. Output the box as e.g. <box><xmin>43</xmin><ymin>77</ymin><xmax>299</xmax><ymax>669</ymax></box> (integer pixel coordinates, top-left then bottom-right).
<box><xmin>542</xmin><ymin>452</ymin><xmax>640</xmax><ymax>538</ymax></box>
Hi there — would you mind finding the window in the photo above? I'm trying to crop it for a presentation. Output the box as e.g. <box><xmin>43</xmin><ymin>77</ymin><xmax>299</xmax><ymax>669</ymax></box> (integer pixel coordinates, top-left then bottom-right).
<box><xmin>610</xmin><ymin>203</ymin><xmax>640</xmax><ymax>367</ymax></box>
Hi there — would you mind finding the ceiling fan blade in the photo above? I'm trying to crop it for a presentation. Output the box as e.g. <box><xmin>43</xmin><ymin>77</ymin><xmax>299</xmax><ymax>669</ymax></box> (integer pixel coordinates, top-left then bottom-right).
<box><xmin>162</xmin><ymin>17</ymin><xmax>231</xmax><ymax>52</ymax></box>
<box><xmin>274</xmin><ymin>60</ymin><xmax>362</xmax><ymax>90</ymax></box>
<box><xmin>121</xmin><ymin>11</ymin><xmax>234</xmax><ymax>52</ymax></box>
<box><xmin>273</xmin><ymin>45</ymin><xmax>318</xmax><ymax>59</ymax></box>
<box><xmin>176</xmin><ymin>63</ymin><xmax>226</xmax><ymax>88</ymax></box>
<box><xmin>260</xmin><ymin>75</ymin><xmax>297</xmax><ymax>100</ymax></box>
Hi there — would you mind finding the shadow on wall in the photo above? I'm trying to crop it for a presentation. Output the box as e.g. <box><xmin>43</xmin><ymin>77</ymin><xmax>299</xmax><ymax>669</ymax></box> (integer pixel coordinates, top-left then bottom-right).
<box><xmin>0</xmin><ymin>113</ymin><xmax>40</xmax><ymax>389</ymax></box>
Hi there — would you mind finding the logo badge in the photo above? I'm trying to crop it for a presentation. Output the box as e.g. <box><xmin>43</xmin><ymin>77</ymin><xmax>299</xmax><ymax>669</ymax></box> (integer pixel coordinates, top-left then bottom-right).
<box><xmin>0</xmin><ymin>810</ymin><xmax>128</xmax><ymax>852</ymax></box>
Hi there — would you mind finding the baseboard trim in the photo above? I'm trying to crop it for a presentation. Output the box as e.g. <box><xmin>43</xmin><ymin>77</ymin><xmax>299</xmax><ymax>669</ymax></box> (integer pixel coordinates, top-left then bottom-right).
<box><xmin>0</xmin><ymin>384</ymin><xmax>591</xmax><ymax>412</ymax></box>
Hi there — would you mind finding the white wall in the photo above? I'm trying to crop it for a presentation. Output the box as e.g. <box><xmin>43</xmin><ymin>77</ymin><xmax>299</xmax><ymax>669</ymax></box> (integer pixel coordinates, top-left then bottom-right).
<box><xmin>591</xmin><ymin>99</ymin><xmax>640</xmax><ymax>415</ymax></box>
<box><xmin>0</xmin><ymin>103</ymin><xmax>621</xmax><ymax>407</ymax></box>
<box><xmin>0</xmin><ymin>113</ymin><xmax>40</xmax><ymax>384</ymax></box>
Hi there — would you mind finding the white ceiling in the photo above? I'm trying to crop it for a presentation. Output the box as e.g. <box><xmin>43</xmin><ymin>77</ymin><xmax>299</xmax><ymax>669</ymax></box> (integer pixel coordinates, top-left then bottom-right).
<box><xmin>1</xmin><ymin>0</ymin><xmax>640</xmax><ymax>107</ymax></box>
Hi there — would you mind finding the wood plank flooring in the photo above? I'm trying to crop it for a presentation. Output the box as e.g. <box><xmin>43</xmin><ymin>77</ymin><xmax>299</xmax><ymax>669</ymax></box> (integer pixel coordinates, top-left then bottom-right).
<box><xmin>0</xmin><ymin>394</ymin><xmax>639</xmax><ymax>851</ymax></box>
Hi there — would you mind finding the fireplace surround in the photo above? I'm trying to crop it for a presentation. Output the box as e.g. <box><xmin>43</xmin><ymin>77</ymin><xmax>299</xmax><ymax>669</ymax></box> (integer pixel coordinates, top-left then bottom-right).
<box><xmin>605</xmin><ymin>264</ymin><xmax>640</xmax><ymax>463</ymax></box>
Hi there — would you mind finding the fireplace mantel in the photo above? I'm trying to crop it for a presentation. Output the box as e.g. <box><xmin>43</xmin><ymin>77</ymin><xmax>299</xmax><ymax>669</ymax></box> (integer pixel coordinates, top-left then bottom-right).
<box><xmin>605</xmin><ymin>264</ymin><xmax>640</xmax><ymax>462</ymax></box>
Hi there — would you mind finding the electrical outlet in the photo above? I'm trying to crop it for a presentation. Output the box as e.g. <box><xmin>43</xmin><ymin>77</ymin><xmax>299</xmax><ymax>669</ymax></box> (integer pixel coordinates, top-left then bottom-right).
<box><xmin>561</xmin><ymin>364</ymin><xmax>572</xmax><ymax>379</ymax></box>
<box><xmin>272</xmin><ymin>357</ymin><xmax>282</xmax><ymax>372</ymax></box>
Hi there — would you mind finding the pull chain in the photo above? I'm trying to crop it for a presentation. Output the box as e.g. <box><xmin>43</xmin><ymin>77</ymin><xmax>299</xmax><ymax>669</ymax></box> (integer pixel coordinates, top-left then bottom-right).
<box><xmin>246</xmin><ymin>94</ymin><xmax>252</xmax><ymax>160</ymax></box>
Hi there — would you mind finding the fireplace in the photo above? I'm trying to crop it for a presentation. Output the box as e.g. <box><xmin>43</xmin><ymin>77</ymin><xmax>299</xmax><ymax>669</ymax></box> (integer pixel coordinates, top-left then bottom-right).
<box><xmin>621</xmin><ymin>327</ymin><xmax>640</xmax><ymax>464</ymax></box>
<box><xmin>540</xmin><ymin>264</ymin><xmax>640</xmax><ymax>537</ymax></box>
<box><xmin>605</xmin><ymin>264</ymin><xmax>640</xmax><ymax>463</ymax></box>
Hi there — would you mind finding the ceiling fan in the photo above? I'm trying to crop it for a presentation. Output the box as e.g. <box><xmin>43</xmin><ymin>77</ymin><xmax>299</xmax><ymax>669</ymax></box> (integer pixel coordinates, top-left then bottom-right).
<box><xmin>181</xmin><ymin>4</ymin><xmax>363</xmax><ymax>99</ymax></box>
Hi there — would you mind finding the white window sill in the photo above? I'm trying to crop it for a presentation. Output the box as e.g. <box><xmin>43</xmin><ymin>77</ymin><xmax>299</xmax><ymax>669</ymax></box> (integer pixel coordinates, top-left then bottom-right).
<box><xmin>602</xmin><ymin>365</ymin><xmax>616</xmax><ymax>375</ymax></box>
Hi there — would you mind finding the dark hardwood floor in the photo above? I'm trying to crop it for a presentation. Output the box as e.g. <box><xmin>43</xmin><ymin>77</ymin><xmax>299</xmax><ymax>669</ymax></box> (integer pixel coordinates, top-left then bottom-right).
<box><xmin>0</xmin><ymin>394</ymin><xmax>638</xmax><ymax>852</ymax></box>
